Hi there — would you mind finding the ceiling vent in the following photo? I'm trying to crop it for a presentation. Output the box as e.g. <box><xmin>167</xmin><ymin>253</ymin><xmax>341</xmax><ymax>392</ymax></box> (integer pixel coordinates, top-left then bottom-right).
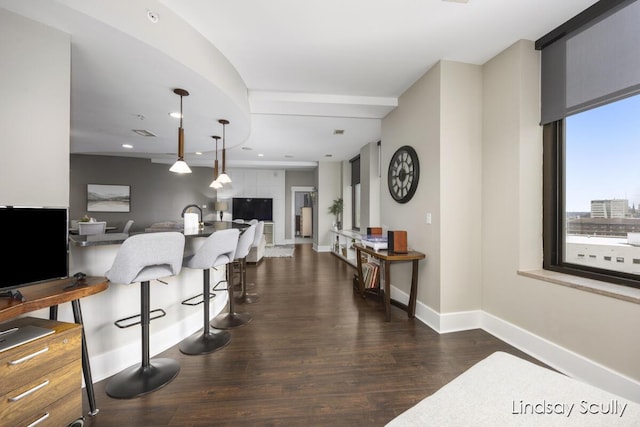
<box><xmin>132</xmin><ymin>129</ymin><xmax>156</xmax><ymax>137</ymax></box>
<box><xmin>333</xmin><ymin>129</ymin><xmax>344</xmax><ymax>135</ymax></box>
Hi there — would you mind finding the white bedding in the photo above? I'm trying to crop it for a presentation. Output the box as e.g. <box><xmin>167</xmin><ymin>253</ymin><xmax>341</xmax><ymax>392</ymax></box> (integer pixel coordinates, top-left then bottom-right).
<box><xmin>386</xmin><ymin>351</ymin><xmax>640</xmax><ymax>426</ymax></box>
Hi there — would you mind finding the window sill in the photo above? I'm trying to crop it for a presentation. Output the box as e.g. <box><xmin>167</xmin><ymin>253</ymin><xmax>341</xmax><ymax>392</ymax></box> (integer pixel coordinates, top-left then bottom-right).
<box><xmin>517</xmin><ymin>269</ymin><xmax>640</xmax><ymax>305</ymax></box>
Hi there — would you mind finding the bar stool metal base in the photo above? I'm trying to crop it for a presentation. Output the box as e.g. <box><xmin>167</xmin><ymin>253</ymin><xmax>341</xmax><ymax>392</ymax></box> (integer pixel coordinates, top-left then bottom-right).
<box><xmin>179</xmin><ymin>330</ymin><xmax>231</xmax><ymax>355</ymax></box>
<box><xmin>105</xmin><ymin>358</ymin><xmax>179</xmax><ymax>399</ymax></box>
<box><xmin>210</xmin><ymin>312</ymin><xmax>252</xmax><ymax>329</ymax></box>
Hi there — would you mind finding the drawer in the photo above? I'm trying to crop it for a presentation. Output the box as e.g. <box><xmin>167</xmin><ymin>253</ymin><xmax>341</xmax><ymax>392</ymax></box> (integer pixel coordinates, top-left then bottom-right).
<box><xmin>0</xmin><ymin>361</ymin><xmax>81</xmax><ymax>426</ymax></box>
<box><xmin>12</xmin><ymin>390</ymin><xmax>82</xmax><ymax>427</ymax></box>
<box><xmin>0</xmin><ymin>319</ymin><xmax>81</xmax><ymax>396</ymax></box>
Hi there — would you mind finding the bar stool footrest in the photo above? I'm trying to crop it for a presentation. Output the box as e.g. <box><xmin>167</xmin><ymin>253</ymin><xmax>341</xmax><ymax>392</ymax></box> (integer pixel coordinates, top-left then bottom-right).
<box><xmin>180</xmin><ymin>293</ymin><xmax>216</xmax><ymax>306</ymax></box>
<box><xmin>212</xmin><ymin>280</ymin><xmax>229</xmax><ymax>292</ymax></box>
<box><xmin>114</xmin><ymin>308</ymin><xmax>166</xmax><ymax>329</ymax></box>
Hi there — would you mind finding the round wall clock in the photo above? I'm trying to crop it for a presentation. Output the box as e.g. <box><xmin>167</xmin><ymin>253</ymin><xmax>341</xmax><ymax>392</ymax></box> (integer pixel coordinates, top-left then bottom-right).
<box><xmin>388</xmin><ymin>145</ymin><xmax>420</xmax><ymax>203</ymax></box>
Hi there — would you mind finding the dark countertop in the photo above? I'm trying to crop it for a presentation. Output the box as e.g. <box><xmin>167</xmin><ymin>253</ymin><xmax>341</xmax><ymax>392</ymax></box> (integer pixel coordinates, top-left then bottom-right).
<box><xmin>69</xmin><ymin>233</ymin><xmax>130</xmax><ymax>247</ymax></box>
<box><xmin>69</xmin><ymin>222</ymin><xmax>248</xmax><ymax>247</ymax></box>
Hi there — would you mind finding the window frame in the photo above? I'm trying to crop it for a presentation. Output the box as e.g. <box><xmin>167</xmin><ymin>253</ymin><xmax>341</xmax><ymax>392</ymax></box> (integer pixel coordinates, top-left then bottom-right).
<box><xmin>350</xmin><ymin>155</ymin><xmax>360</xmax><ymax>231</ymax></box>
<box><xmin>542</xmin><ymin>120</ymin><xmax>640</xmax><ymax>290</ymax></box>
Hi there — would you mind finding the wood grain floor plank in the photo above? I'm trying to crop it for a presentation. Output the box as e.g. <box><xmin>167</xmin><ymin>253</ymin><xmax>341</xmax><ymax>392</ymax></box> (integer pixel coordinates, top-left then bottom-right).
<box><xmin>82</xmin><ymin>243</ymin><xmax>543</xmax><ymax>426</ymax></box>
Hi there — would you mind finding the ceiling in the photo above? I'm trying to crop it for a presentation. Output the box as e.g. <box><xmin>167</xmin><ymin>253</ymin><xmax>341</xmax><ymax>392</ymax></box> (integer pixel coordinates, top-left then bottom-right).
<box><xmin>1</xmin><ymin>0</ymin><xmax>599</xmax><ymax>171</ymax></box>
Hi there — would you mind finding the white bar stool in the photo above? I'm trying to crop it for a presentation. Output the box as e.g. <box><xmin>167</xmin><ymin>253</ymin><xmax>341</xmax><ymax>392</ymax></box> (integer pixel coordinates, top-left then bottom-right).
<box><xmin>236</xmin><ymin>220</ymin><xmax>263</xmax><ymax>304</ymax></box>
<box><xmin>210</xmin><ymin>224</ymin><xmax>255</xmax><ymax>329</ymax></box>
<box><xmin>104</xmin><ymin>232</ymin><xmax>185</xmax><ymax>399</ymax></box>
<box><xmin>179</xmin><ymin>228</ymin><xmax>239</xmax><ymax>355</ymax></box>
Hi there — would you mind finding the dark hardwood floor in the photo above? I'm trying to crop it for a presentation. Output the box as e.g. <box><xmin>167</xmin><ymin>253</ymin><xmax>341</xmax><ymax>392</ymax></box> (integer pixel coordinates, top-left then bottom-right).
<box><xmin>82</xmin><ymin>243</ymin><xmax>542</xmax><ymax>426</ymax></box>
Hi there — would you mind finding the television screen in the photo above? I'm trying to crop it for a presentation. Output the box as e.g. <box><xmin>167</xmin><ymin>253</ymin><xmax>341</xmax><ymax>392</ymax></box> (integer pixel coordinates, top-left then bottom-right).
<box><xmin>1</xmin><ymin>206</ymin><xmax>69</xmax><ymax>293</ymax></box>
<box><xmin>232</xmin><ymin>198</ymin><xmax>273</xmax><ymax>222</ymax></box>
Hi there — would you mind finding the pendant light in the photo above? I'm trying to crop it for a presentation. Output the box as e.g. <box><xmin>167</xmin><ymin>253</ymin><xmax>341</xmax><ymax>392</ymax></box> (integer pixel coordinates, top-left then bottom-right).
<box><xmin>217</xmin><ymin>119</ymin><xmax>232</xmax><ymax>183</ymax></box>
<box><xmin>209</xmin><ymin>135</ymin><xmax>223</xmax><ymax>189</ymax></box>
<box><xmin>169</xmin><ymin>88</ymin><xmax>192</xmax><ymax>174</ymax></box>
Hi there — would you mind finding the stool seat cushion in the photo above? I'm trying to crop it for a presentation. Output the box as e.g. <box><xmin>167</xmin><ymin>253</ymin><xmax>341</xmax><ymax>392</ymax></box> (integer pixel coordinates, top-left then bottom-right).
<box><xmin>234</xmin><ymin>224</ymin><xmax>256</xmax><ymax>260</ymax></box>
<box><xmin>182</xmin><ymin>228</ymin><xmax>239</xmax><ymax>270</ymax></box>
<box><xmin>106</xmin><ymin>232</ymin><xmax>185</xmax><ymax>285</ymax></box>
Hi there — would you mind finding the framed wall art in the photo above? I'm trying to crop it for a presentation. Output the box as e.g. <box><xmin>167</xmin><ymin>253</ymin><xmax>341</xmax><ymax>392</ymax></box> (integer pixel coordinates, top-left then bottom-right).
<box><xmin>87</xmin><ymin>184</ymin><xmax>130</xmax><ymax>212</ymax></box>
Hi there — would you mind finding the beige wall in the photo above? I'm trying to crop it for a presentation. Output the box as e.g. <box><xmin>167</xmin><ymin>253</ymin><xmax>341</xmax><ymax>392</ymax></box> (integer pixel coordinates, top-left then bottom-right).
<box><xmin>382</xmin><ymin>62</ymin><xmax>442</xmax><ymax>312</ymax></box>
<box><xmin>482</xmin><ymin>40</ymin><xmax>640</xmax><ymax>382</ymax></box>
<box><xmin>0</xmin><ymin>9</ymin><xmax>70</xmax><ymax>206</ymax></box>
<box><xmin>381</xmin><ymin>37</ymin><xmax>640</xmax><ymax>393</ymax></box>
<box><xmin>360</xmin><ymin>141</ymin><xmax>381</xmax><ymax>232</ymax></box>
<box><xmin>440</xmin><ymin>61</ymin><xmax>483</xmax><ymax>313</ymax></box>
<box><xmin>317</xmin><ymin>161</ymin><xmax>342</xmax><ymax>247</ymax></box>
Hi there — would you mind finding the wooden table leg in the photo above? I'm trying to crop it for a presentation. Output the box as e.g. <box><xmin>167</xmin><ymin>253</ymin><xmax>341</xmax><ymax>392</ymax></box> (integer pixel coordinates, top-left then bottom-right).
<box><xmin>356</xmin><ymin>247</ymin><xmax>365</xmax><ymax>298</ymax></box>
<box><xmin>384</xmin><ymin>260</ymin><xmax>391</xmax><ymax>322</ymax></box>
<box><xmin>408</xmin><ymin>259</ymin><xmax>418</xmax><ymax>318</ymax></box>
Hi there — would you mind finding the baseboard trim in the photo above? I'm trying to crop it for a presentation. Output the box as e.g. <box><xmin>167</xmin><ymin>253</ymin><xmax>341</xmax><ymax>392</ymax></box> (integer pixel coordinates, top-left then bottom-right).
<box><xmin>481</xmin><ymin>311</ymin><xmax>640</xmax><ymax>404</ymax></box>
<box><xmin>389</xmin><ymin>284</ymin><xmax>640</xmax><ymax>403</ymax></box>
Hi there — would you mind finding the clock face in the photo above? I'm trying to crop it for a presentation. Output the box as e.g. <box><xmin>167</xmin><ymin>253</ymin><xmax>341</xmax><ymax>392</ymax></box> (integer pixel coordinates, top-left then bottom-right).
<box><xmin>388</xmin><ymin>145</ymin><xmax>420</xmax><ymax>203</ymax></box>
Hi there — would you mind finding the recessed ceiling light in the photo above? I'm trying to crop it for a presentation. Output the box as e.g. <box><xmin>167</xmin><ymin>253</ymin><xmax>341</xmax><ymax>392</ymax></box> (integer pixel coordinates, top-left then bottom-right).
<box><xmin>258</xmin><ymin>153</ymin><xmax>264</xmax><ymax>157</ymax></box>
<box><xmin>169</xmin><ymin>112</ymin><xmax>182</xmax><ymax>119</ymax></box>
<box><xmin>195</xmin><ymin>151</ymin><xmax>203</xmax><ymax>156</ymax></box>
<box><xmin>132</xmin><ymin>129</ymin><xmax>155</xmax><ymax>137</ymax></box>
<box><xmin>284</xmin><ymin>155</ymin><xmax>294</xmax><ymax>158</ymax></box>
<box><xmin>333</xmin><ymin>129</ymin><xmax>344</xmax><ymax>135</ymax></box>
<box><xmin>122</xmin><ymin>144</ymin><xmax>133</xmax><ymax>149</ymax></box>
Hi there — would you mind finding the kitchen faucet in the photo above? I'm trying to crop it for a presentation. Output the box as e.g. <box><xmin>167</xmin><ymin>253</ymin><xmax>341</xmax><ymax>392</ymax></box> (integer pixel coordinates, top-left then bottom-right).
<box><xmin>181</xmin><ymin>204</ymin><xmax>203</xmax><ymax>223</ymax></box>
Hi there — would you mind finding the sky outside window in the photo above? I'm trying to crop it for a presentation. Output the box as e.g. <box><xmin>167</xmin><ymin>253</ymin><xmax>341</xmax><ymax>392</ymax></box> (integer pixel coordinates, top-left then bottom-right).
<box><xmin>565</xmin><ymin>93</ymin><xmax>640</xmax><ymax>213</ymax></box>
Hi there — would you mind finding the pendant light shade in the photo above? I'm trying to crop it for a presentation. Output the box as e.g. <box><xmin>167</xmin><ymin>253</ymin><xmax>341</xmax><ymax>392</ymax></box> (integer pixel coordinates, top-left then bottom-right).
<box><xmin>209</xmin><ymin>135</ymin><xmax>223</xmax><ymax>188</ymax></box>
<box><xmin>217</xmin><ymin>119</ymin><xmax>232</xmax><ymax>184</ymax></box>
<box><xmin>170</xmin><ymin>88</ymin><xmax>192</xmax><ymax>174</ymax></box>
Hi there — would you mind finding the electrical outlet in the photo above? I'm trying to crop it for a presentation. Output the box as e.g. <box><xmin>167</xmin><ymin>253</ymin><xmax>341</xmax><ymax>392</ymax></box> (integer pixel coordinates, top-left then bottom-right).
<box><xmin>426</xmin><ymin>213</ymin><xmax>432</xmax><ymax>224</ymax></box>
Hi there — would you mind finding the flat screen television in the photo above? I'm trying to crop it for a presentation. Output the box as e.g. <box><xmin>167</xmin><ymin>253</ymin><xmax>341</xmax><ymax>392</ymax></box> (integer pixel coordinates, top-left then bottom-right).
<box><xmin>232</xmin><ymin>198</ymin><xmax>273</xmax><ymax>222</ymax></box>
<box><xmin>0</xmin><ymin>206</ymin><xmax>69</xmax><ymax>296</ymax></box>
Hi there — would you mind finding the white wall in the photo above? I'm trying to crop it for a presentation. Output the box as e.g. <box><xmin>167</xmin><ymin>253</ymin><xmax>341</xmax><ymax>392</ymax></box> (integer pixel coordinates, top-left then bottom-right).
<box><xmin>0</xmin><ymin>9</ymin><xmax>70</xmax><ymax>206</ymax></box>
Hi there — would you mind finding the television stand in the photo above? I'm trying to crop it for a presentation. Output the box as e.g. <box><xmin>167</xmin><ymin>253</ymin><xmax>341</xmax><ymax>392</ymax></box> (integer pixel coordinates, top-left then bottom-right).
<box><xmin>0</xmin><ymin>290</ymin><xmax>25</xmax><ymax>301</ymax></box>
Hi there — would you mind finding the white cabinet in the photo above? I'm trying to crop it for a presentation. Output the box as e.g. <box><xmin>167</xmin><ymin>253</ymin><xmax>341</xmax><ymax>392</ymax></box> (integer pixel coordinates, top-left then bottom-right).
<box><xmin>329</xmin><ymin>229</ymin><xmax>361</xmax><ymax>267</ymax></box>
<box><xmin>264</xmin><ymin>222</ymin><xmax>274</xmax><ymax>246</ymax></box>
<box><xmin>300</xmin><ymin>207</ymin><xmax>312</xmax><ymax>237</ymax></box>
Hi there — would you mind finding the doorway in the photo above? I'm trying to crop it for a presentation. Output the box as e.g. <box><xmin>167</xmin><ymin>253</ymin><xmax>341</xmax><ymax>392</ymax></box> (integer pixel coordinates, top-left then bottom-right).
<box><xmin>291</xmin><ymin>186</ymin><xmax>314</xmax><ymax>244</ymax></box>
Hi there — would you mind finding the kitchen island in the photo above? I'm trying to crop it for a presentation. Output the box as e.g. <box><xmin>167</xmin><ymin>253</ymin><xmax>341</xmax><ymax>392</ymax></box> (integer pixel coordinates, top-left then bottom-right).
<box><xmin>51</xmin><ymin>222</ymin><xmax>246</xmax><ymax>385</ymax></box>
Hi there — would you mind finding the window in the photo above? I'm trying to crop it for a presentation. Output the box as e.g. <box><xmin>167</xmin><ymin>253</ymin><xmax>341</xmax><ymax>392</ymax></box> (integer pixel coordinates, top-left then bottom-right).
<box><xmin>350</xmin><ymin>155</ymin><xmax>360</xmax><ymax>231</ymax></box>
<box><xmin>540</xmin><ymin>0</ymin><xmax>640</xmax><ymax>290</ymax></box>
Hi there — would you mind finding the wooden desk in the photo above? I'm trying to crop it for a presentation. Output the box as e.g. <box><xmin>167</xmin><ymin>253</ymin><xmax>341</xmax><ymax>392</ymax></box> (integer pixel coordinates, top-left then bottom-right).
<box><xmin>0</xmin><ymin>277</ymin><xmax>108</xmax><ymax>416</ymax></box>
<box><xmin>354</xmin><ymin>244</ymin><xmax>426</xmax><ymax>322</ymax></box>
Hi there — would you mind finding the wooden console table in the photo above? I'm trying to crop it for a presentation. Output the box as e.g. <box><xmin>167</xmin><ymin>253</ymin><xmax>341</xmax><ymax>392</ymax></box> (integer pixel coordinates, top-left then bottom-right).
<box><xmin>0</xmin><ymin>277</ymin><xmax>109</xmax><ymax>416</ymax></box>
<box><xmin>354</xmin><ymin>244</ymin><xmax>426</xmax><ymax>322</ymax></box>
